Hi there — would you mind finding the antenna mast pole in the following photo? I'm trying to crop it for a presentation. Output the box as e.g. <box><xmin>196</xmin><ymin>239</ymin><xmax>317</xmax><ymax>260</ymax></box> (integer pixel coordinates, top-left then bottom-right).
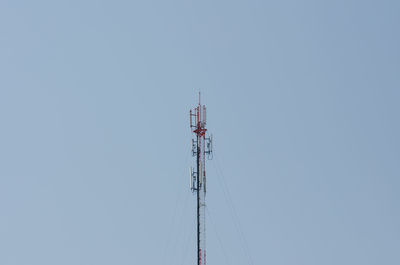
<box><xmin>190</xmin><ymin>93</ymin><xmax>213</xmax><ymax>265</ymax></box>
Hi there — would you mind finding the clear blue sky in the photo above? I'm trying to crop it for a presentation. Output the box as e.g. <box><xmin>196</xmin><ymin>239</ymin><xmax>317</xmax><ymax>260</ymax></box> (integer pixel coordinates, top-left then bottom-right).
<box><xmin>0</xmin><ymin>1</ymin><xmax>399</xmax><ymax>264</ymax></box>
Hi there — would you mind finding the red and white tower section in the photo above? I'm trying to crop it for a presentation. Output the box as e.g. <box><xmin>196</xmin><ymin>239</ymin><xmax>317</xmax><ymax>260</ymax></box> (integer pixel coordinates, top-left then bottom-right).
<box><xmin>190</xmin><ymin>94</ymin><xmax>213</xmax><ymax>265</ymax></box>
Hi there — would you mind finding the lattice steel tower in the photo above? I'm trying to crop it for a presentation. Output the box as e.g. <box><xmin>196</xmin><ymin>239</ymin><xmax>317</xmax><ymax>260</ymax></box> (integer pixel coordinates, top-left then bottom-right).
<box><xmin>190</xmin><ymin>93</ymin><xmax>213</xmax><ymax>265</ymax></box>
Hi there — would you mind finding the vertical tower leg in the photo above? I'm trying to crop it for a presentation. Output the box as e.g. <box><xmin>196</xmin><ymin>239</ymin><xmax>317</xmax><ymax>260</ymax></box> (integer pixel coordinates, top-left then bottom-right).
<box><xmin>197</xmin><ymin>135</ymin><xmax>201</xmax><ymax>265</ymax></box>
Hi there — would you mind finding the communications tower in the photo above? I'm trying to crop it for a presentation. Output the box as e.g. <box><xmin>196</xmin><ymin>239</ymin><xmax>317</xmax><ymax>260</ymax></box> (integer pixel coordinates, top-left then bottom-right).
<box><xmin>190</xmin><ymin>93</ymin><xmax>213</xmax><ymax>265</ymax></box>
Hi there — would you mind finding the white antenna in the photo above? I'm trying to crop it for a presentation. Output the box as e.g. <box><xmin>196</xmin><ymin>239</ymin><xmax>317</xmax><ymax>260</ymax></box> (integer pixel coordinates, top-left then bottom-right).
<box><xmin>190</xmin><ymin>167</ymin><xmax>193</xmax><ymax>190</ymax></box>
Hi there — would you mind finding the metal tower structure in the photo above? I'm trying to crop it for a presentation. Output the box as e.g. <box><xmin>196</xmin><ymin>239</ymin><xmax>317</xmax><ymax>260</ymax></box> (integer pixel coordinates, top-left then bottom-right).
<box><xmin>190</xmin><ymin>93</ymin><xmax>213</xmax><ymax>265</ymax></box>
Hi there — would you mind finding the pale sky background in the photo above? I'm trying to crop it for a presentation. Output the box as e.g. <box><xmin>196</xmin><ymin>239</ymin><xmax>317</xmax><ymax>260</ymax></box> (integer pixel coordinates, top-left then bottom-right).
<box><xmin>0</xmin><ymin>1</ymin><xmax>399</xmax><ymax>265</ymax></box>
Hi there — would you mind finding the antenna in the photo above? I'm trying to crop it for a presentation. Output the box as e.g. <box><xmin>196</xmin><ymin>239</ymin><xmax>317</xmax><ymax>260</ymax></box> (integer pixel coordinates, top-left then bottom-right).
<box><xmin>189</xmin><ymin>93</ymin><xmax>213</xmax><ymax>265</ymax></box>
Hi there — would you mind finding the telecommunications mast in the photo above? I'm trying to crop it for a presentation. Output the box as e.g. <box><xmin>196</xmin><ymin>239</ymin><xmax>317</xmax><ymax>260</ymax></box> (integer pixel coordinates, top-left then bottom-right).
<box><xmin>190</xmin><ymin>93</ymin><xmax>213</xmax><ymax>265</ymax></box>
